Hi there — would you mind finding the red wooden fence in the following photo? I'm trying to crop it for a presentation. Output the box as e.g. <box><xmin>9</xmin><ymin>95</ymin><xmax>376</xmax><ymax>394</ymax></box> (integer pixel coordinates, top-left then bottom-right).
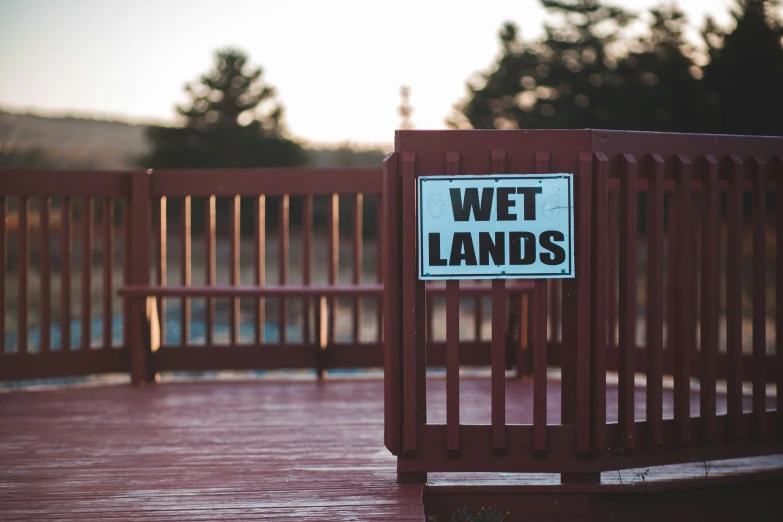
<box><xmin>385</xmin><ymin>130</ymin><xmax>783</xmax><ymax>482</ymax></box>
<box><xmin>0</xmin><ymin>166</ymin><xmax>526</xmax><ymax>384</ymax></box>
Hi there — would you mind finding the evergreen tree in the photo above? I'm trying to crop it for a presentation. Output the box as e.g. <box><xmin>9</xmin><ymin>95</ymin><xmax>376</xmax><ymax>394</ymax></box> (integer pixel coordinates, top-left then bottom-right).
<box><xmin>140</xmin><ymin>49</ymin><xmax>304</xmax><ymax>168</ymax></box>
<box><xmin>702</xmin><ymin>0</ymin><xmax>783</xmax><ymax>135</ymax></box>
<box><xmin>448</xmin><ymin>1</ymin><xmax>712</xmax><ymax>133</ymax></box>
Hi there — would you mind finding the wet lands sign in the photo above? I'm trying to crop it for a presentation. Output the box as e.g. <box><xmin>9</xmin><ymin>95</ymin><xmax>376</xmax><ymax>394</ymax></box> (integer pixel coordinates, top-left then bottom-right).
<box><xmin>418</xmin><ymin>174</ymin><xmax>574</xmax><ymax>280</ymax></box>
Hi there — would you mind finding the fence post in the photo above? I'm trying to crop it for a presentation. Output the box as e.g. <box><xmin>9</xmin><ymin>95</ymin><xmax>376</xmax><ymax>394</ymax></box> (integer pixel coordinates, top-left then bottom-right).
<box><xmin>129</xmin><ymin>169</ymin><xmax>153</xmax><ymax>385</ymax></box>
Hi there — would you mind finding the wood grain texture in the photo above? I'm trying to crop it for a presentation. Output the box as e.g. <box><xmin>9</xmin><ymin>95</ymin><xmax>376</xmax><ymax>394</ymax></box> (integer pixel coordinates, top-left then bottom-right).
<box><xmin>0</xmin><ymin>379</ymin><xmax>424</xmax><ymax>521</ymax></box>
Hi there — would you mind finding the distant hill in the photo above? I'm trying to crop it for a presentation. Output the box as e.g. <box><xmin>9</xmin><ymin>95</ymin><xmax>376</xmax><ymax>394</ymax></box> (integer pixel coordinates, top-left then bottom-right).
<box><xmin>0</xmin><ymin>110</ymin><xmax>148</xmax><ymax>168</ymax></box>
<box><xmin>0</xmin><ymin>109</ymin><xmax>388</xmax><ymax>169</ymax></box>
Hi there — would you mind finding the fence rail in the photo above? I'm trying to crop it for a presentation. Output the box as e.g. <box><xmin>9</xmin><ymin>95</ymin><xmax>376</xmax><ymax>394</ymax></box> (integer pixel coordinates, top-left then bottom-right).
<box><xmin>387</xmin><ymin>129</ymin><xmax>783</xmax><ymax>481</ymax></box>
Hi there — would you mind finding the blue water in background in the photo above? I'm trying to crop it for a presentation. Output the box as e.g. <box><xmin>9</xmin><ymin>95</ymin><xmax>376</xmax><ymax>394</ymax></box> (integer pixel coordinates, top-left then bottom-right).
<box><xmin>4</xmin><ymin>302</ymin><xmax>302</xmax><ymax>351</ymax></box>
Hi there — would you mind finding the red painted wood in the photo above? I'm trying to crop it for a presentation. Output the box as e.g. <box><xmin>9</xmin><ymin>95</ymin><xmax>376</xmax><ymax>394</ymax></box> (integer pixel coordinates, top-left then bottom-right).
<box><xmin>204</xmin><ymin>196</ymin><xmax>216</xmax><ymax>346</ymax></box>
<box><xmin>618</xmin><ymin>154</ymin><xmax>638</xmax><ymax>447</ymax></box>
<box><xmin>376</xmin><ymin>195</ymin><xmax>384</xmax><ymax>343</ymax></box>
<box><xmin>302</xmin><ymin>195</ymin><xmax>313</xmax><ymax>344</ymax></box>
<box><xmin>0</xmin><ymin>169</ymin><xmax>130</xmax><ymax>197</ymax></box>
<box><xmin>61</xmin><ymin>197</ymin><xmax>72</xmax><ymax>350</ymax></box>
<box><xmin>80</xmin><ymin>197</ymin><xmax>93</xmax><ymax>350</ymax></box>
<box><xmin>328</xmin><ymin>194</ymin><xmax>338</xmax><ymax>346</ymax></box>
<box><xmin>229</xmin><ymin>196</ymin><xmax>240</xmax><ymax>346</ymax></box>
<box><xmin>279</xmin><ymin>194</ymin><xmax>289</xmax><ymax>345</ymax></box>
<box><xmin>491</xmin><ymin>150</ymin><xmax>507</xmax><ymax>451</ymax></box>
<box><xmin>591</xmin><ymin>152</ymin><xmax>609</xmax><ymax>451</ymax></box>
<box><xmin>776</xmin><ymin>156</ymin><xmax>783</xmax><ymax>427</ymax></box>
<box><xmin>751</xmin><ymin>158</ymin><xmax>767</xmax><ymax>441</ymax></box>
<box><xmin>18</xmin><ymin>196</ymin><xmax>29</xmax><ymax>354</ymax></box>
<box><xmin>446</xmin><ymin>280</ymin><xmax>460</xmax><ymax>452</ymax></box>
<box><xmin>401</xmin><ymin>152</ymin><xmax>420</xmax><ymax>453</ymax></box>
<box><xmin>254</xmin><ymin>196</ymin><xmax>265</xmax><ymax>345</ymax></box>
<box><xmin>0</xmin><ymin>379</ymin><xmax>425</xmax><ymax>520</ymax></box>
<box><xmin>352</xmin><ymin>193</ymin><xmax>363</xmax><ymax>344</ymax></box>
<box><xmin>383</xmin><ymin>152</ymin><xmax>402</xmax><ymax>455</ymax></box>
<box><xmin>156</xmin><ymin>197</ymin><xmax>167</xmax><ymax>346</ymax></box>
<box><xmin>228</xmin><ymin>196</ymin><xmax>242</xmax><ymax>345</ymax></box>
<box><xmin>180</xmin><ymin>196</ymin><xmax>192</xmax><ymax>345</ymax></box>
<box><xmin>700</xmin><ymin>156</ymin><xmax>719</xmax><ymax>443</ymax></box>
<box><xmin>119</xmin><ymin>284</ymin><xmax>384</xmax><ymax>298</ymax></box>
<box><xmin>667</xmin><ymin>188</ymin><xmax>676</xmax><ymax>357</ymax></box>
<box><xmin>574</xmin><ymin>152</ymin><xmax>593</xmax><ymax>453</ymax></box>
<box><xmin>607</xmin><ymin>191</ymin><xmax>618</xmax><ymax>349</ymax></box>
<box><xmin>122</xmin><ymin>198</ymin><xmax>129</xmax><ymax>350</ymax></box>
<box><xmin>726</xmin><ymin>155</ymin><xmax>744</xmax><ymax>440</ymax></box>
<box><xmin>674</xmin><ymin>155</ymin><xmax>693</xmax><ymax>446</ymax></box>
<box><xmin>0</xmin><ymin>197</ymin><xmax>4</xmax><ymax>354</ymax></box>
<box><xmin>102</xmin><ymin>198</ymin><xmax>113</xmax><ymax>349</ymax></box>
<box><xmin>129</xmin><ymin>171</ymin><xmax>152</xmax><ymax>384</ymax></box>
<box><xmin>445</xmin><ymin>152</ymin><xmax>461</xmax><ymax>453</ymax></box>
<box><xmin>534</xmin><ymin>280</ymin><xmax>548</xmax><ymax>453</ymax></box>
<box><xmin>647</xmin><ymin>154</ymin><xmax>665</xmax><ymax>447</ymax></box>
<box><xmin>40</xmin><ymin>197</ymin><xmax>51</xmax><ymax>353</ymax></box>
<box><xmin>151</xmin><ymin>167</ymin><xmax>382</xmax><ymax>197</ymax></box>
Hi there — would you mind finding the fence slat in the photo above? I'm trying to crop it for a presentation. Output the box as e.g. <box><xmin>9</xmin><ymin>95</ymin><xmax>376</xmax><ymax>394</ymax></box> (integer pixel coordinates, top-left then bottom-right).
<box><xmin>445</xmin><ymin>151</ymin><xmax>461</xmax><ymax>453</ymax></box>
<box><xmin>102</xmin><ymin>198</ymin><xmax>113</xmax><ymax>349</ymax></box>
<box><xmin>726</xmin><ymin>155</ymin><xmax>744</xmax><ymax>440</ymax></box>
<box><xmin>181</xmin><ymin>196</ymin><xmax>191</xmax><ymax>345</ymax></box>
<box><xmin>607</xmin><ymin>191</ymin><xmax>618</xmax><ymax>348</ymax></box>
<box><xmin>751</xmin><ymin>158</ymin><xmax>767</xmax><ymax>440</ymax></box>
<box><xmin>376</xmin><ymin>196</ymin><xmax>384</xmax><ymax>343</ymax></box>
<box><xmin>279</xmin><ymin>194</ymin><xmax>289</xmax><ymax>344</ymax></box>
<box><xmin>0</xmin><ymin>196</ymin><xmax>5</xmax><ymax>354</ymax></box>
<box><xmin>303</xmin><ymin>195</ymin><xmax>313</xmax><ymax>345</ymax></box>
<box><xmin>618</xmin><ymin>154</ymin><xmax>638</xmax><ymax>447</ymax></box>
<box><xmin>18</xmin><ymin>196</ymin><xmax>29</xmax><ymax>353</ymax></box>
<box><xmin>446</xmin><ymin>280</ymin><xmax>460</xmax><ymax>452</ymax></box>
<box><xmin>205</xmin><ymin>196</ymin><xmax>215</xmax><ymax>345</ymax></box>
<box><xmin>81</xmin><ymin>197</ymin><xmax>93</xmax><ymax>350</ymax></box>
<box><xmin>550</xmin><ymin>280</ymin><xmax>560</xmax><ymax>342</ymax></box>
<box><xmin>401</xmin><ymin>153</ymin><xmax>420</xmax><ymax>452</ymax></box>
<box><xmin>700</xmin><ymin>156</ymin><xmax>719</xmax><ymax>443</ymax></box>
<box><xmin>591</xmin><ymin>152</ymin><xmax>609</xmax><ymax>451</ymax></box>
<box><xmin>533</xmin><ymin>279</ymin><xmax>548</xmax><ymax>453</ymax></box>
<box><xmin>353</xmin><ymin>194</ymin><xmax>363</xmax><ymax>343</ymax></box>
<box><xmin>328</xmin><ymin>194</ymin><xmax>339</xmax><ymax>346</ymax></box>
<box><xmin>229</xmin><ymin>195</ymin><xmax>240</xmax><ymax>346</ymax></box>
<box><xmin>647</xmin><ymin>154</ymin><xmax>665</xmax><ymax>447</ymax></box>
<box><xmin>575</xmin><ymin>152</ymin><xmax>593</xmax><ymax>453</ymax></box>
<box><xmin>491</xmin><ymin>149</ymin><xmax>507</xmax><ymax>451</ymax></box>
<box><xmin>254</xmin><ymin>196</ymin><xmax>265</xmax><ymax>344</ymax></box>
<box><xmin>62</xmin><ymin>197</ymin><xmax>72</xmax><ymax>350</ymax></box>
<box><xmin>674</xmin><ymin>155</ymin><xmax>693</xmax><ymax>445</ymax></box>
<box><xmin>383</xmin><ymin>152</ymin><xmax>401</xmax><ymax>455</ymax></box>
<box><xmin>156</xmin><ymin>197</ymin><xmax>166</xmax><ymax>346</ymax></box>
<box><xmin>667</xmin><ymin>189</ymin><xmax>676</xmax><ymax>356</ymax></box>
<box><xmin>776</xmin><ymin>155</ymin><xmax>783</xmax><ymax>425</ymax></box>
<box><xmin>40</xmin><ymin>197</ymin><xmax>51</xmax><ymax>353</ymax></box>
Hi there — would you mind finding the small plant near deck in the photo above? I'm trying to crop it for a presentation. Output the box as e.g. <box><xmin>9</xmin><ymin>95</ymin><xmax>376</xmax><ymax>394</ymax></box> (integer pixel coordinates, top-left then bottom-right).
<box><xmin>448</xmin><ymin>504</ymin><xmax>510</xmax><ymax>522</ymax></box>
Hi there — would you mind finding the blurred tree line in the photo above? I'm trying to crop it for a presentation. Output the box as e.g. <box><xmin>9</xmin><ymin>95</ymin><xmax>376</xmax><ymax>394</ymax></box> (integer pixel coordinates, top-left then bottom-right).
<box><xmin>448</xmin><ymin>0</ymin><xmax>783</xmax><ymax>136</ymax></box>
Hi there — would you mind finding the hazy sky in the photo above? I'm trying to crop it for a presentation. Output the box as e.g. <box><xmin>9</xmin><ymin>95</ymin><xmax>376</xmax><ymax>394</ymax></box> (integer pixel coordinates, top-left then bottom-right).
<box><xmin>0</xmin><ymin>0</ymin><xmax>745</xmax><ymax>146</ymax></box>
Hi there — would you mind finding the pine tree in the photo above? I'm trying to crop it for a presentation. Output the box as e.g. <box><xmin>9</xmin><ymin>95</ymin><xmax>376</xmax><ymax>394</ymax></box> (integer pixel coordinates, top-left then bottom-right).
<box><xmin>140</xmin><ymin>49</ymin><xmax>304</xmax><ymax>167</ymax></box>
<box><xmin>702</xmin><ymin>0</ymin><xmax>783</xmax><ymax>135</ymax></box>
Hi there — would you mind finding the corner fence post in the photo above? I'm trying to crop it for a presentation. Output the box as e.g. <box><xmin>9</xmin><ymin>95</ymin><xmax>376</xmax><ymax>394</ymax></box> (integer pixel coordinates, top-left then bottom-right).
<box><xmin>129</xmin><ymin>169</ymin><xmax>153</xmax><ymax>385</ymax></box>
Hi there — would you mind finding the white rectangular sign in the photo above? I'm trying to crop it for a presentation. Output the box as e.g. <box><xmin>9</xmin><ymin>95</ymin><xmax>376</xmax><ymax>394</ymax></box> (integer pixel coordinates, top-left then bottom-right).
<box><xmin>417</xmin><ymin>174</ymin><xmax>574</xmax><ymax>280</ymax></box>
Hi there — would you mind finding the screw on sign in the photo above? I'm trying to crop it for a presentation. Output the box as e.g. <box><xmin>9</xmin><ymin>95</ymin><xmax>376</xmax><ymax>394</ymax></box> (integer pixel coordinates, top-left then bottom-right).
<box><xmin>417</xmin><ymin>174</ymin><xmax>574</xmax><ymax>280</ymax></box>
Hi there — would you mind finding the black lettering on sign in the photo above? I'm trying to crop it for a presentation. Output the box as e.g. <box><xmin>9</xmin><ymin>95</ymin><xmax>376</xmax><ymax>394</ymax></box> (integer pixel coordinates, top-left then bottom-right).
<box><xmin>449</xmin><ymin>187</ymin><xmax>493</xmax><ymax>221</ymax></box>
<box><xmin>428</xmin><ymin>233</ymin><xmax>447</xmax><ymax>266</ymax></box>
<box><xmin>517</xmin><ymin>187</ymin><xmax>542</xmax><ymax>221</ymax></box>
<box><xmin>539</xmin><ymin>230</ymin><xmax>566</xmax><ymax>265</ymax></box>
<box><xmin>496</xmin><ymin>188</ymin><xmax>516</xmax><ymax>221</ymax></box>
<box><xmin>509</xmin><ymin>231</ymin><xmax>536</xmax><ymax>265</ymax></box>
<box><xmin>478</xmin><ymin>232</ymin><xmax>504</xmax><ymax>266</ymax></box>
<box><xmin>449</xmin><ymin>232</ymin><xmax>477</xmax><ymax>266</ymax></box>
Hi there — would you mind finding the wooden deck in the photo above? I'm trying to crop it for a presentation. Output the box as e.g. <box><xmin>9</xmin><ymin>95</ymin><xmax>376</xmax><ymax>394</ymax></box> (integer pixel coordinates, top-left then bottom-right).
<box><xmin>0</xmin><ymin>375</ymin><xmax>778</xmax><ymax>521</ymax></box>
